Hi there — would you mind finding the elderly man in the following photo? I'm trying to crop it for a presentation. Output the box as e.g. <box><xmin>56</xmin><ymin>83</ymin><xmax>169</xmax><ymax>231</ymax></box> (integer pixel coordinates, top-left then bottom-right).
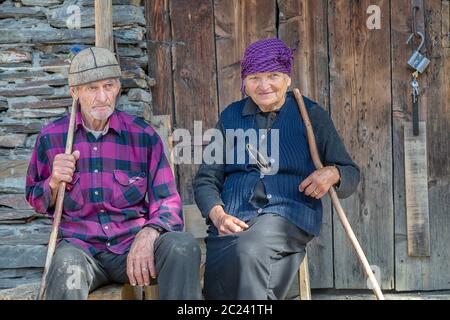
<box><xmin>26</xmin><ymin>47</ymin><xmax>202</xmax><ymax>300</ymax></box>
<box><xmin>194</xmin><ymin>38</ymin><xmax>361</xmax><ymax>300</ymax></box>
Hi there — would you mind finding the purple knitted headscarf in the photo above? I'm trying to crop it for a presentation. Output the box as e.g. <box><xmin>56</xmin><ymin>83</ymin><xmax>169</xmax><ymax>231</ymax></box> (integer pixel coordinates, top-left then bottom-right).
<box><xmin>240</xmin><ymin>38</ymin><xmax>296</xmax><ymax>94</ymax></box>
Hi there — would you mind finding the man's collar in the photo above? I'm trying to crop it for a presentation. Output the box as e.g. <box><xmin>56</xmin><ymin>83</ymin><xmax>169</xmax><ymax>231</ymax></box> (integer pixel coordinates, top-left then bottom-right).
<box><xmin>107</xmin><ymin>110</ymin><xmax>122</xmax><ymax>136</ymax></box>
<box><xmin>75</xmin><ymin>109</ymin><xmax>122</xmax><ymax>136</ymax></box>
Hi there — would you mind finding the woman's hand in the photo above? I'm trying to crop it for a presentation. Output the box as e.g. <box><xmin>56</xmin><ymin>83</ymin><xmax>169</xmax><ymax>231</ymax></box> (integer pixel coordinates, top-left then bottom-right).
<box><xmin>208</xmin><ymin>205</ymin><xmax>249</xmax><ymax>235</ymax></box>
<box><xmin>299</xmin><ymin>166</ymin><xmax>340</xmax><ymax>199</ymax></box>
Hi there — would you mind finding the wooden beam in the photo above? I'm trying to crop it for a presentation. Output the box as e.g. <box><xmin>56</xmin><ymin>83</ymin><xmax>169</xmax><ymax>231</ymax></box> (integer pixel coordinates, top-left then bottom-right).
<box><xmin>145</xmin><ymin>0</ymin><xmax>174</xmax><ymax>116</ymax></box>
<box><xmin>170</xmin><ymin>0</ymin><xmax>218</xmax><ymax>203</ymax></box>
<box><xmin>443</xmin><ymin>1</ymin><xmax>450</xmax><ymax>48</ymax></box>
<box><xmin>95</xmin><ymin>0</ymin><xmax>114</xmax><ymax>51</ymax></box>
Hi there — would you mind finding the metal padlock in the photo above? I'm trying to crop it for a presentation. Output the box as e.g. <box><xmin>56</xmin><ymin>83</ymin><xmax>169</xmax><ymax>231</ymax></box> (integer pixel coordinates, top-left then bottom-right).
<box><xmin>406</xmin><ymin>32</ymin><xmax>430</xmax><ymax>73</ymax></box>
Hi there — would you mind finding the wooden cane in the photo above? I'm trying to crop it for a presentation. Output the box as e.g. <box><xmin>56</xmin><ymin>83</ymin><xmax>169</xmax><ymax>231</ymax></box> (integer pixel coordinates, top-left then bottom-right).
<box><xmin>38</xmin><ymin>98</ymin><xmax>78</xmax><ymax>300</ymax></box>
<box><xmin>293</xmin><ymin>88</ymin><xmax>385</xmax><ymax>300</ymax></box>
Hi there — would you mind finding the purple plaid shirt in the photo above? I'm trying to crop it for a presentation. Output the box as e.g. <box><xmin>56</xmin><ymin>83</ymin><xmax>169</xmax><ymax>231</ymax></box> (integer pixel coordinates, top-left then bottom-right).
<box><xmin>26</xmin><ymin>110</ymin><xmax>183</xmax><ymax>256</ymax></box>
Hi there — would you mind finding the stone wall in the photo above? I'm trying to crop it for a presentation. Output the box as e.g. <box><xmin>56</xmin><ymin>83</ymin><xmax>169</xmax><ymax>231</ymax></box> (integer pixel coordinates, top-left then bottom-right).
<box><xmin>0</xmin><ymin>0</ymin><xmax>153</xmax><ymax>289</ymax></box>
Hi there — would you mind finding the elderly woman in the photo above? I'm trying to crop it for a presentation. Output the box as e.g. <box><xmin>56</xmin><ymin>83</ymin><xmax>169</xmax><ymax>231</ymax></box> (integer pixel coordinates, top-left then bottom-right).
<box><xmin>194</xmin><ymin>38</ymin><xmax>360</xmax><ymax>300</ymax></box>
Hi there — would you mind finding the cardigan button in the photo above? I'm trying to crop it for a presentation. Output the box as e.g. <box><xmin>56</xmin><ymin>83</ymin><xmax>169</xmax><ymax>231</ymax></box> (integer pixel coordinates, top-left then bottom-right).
<box><xmin>267</xmin><ymin>194</ymin><xmax>272</xmax><ymax>199</ymax></box>
<box><xmin>257</xmin><ymin>208</ymin><xmax>263</xmax><ymax>214</ymax></box>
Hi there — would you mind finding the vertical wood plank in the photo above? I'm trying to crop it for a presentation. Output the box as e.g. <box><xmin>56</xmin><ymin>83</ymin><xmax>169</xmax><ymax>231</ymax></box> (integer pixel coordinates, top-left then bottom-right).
<box><xmin>404</xmin><ymin>122</ymin><xmax>430</xmax><ymax>257</ymax></box>
<box><xmin>393</xmin><ymin>0</ymin><xmax>450</xmax><ymax>291</ymax></box>
<box><xmin>443</xmin><ymin>1</ymin><xmax>450</xmax><ymax>48</ymax></box>
<box><xmin>145</xmin><ymin>0</ymin><xmax>174</xmax><ymax>116</ymax></box>
<box><xmin>423</xmin><ymin>0</ymin><xmax>450</xmax><ymax>288</ymax></box>
<box><xmin>278</xmin><ymin>0</ymin><xmax>333</xmax><ymax>289</ymax></box>
<box><xmin>170</xmin><ymin>0</ymin><xmax>218</xmax><ymax>203</ymax></box>
<box><xmin>278</xmin><ymin>0</ymin><xmax>329</xmax><ymax>108</ymax></box>
<box><xmin>298</xmin><ymin>251</ymin><xmax>311</xmax><ymax>300</ymax></box>
<box><xmin>391</xmin><ymin>0</ymin><xmax>425</xmax><ymax>291</ymax></box>
<box><xmin>149</xmin><ymin>115</ymin><xmax>175</xmax><ymax>175</ymax></box>
<box><xmin>328</xmin><ymin>0</ymin><xmax>394</xmax><ymax>289</ymax></box>
<box><xmin>95</xmin><ymin>0</ymin><xmax>114</xmax><ymax>51</ymax></box>
<box><xmin>214</xmin><ymin>0</ymin><xmax>276</xmax><ymax>112</ymax></box>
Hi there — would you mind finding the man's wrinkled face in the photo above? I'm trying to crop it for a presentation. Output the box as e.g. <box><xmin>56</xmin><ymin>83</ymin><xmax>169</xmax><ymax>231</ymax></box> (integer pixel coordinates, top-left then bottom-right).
<box><xmin>244</xmin><ymin>72</ymin><xmax>291</xmax><ymax>110</ymax></box>
<box><xmin>71</xmin><ymin>78</ymin><xmax>121</xmax><ymax>122</ymax></box>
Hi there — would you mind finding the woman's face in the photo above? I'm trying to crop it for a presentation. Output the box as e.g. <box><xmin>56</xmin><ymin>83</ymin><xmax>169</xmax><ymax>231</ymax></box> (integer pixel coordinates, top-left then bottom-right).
<box><xmin>244</xmin><ymin>72</ymin><xmax>291</xmax><ymax>111</ymax></box>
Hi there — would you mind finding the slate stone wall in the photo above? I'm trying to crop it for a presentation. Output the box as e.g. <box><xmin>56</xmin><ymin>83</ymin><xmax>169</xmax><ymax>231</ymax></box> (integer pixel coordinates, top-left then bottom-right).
<box><xmin>0</xmin><ymin>0</ymin><xmax>152</xmax><ymax>289</ymax></box>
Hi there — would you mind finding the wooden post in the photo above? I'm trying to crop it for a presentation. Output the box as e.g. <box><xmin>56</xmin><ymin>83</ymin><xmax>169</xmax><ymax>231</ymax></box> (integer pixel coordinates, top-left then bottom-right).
<box><xmin>298</xmin><ymin>250</ymin><xmax>311</xmax><ymax>300</ymax></box>
<box><xmin>95</xmin><ymin>0</ymin><xmax>114</xmax><ymax>51</ymax></box>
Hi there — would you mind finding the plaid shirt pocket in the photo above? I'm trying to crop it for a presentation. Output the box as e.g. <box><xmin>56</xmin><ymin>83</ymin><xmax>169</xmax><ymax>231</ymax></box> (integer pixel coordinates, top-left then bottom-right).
<box><xmin>63</xmin><ymin>172</ymin><xmax>85</xmax><ymax>215</ymax></box>
<box><xmin>111</xmin><ymin>170</ymin><xmax>147</xmax><ymax>209</ymax></box>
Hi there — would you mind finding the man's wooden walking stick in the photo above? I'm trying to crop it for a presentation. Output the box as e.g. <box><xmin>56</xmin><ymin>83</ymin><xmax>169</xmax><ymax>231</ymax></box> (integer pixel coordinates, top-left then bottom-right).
<box><xmin>293</xmin><ymin>88</ymin><xmax>385</xmax><ymax>300</ymax></box>
<box><xmin>38</xmin><ymin>98</ymin><xmax>78</xmax><ymax>300</ymax></box>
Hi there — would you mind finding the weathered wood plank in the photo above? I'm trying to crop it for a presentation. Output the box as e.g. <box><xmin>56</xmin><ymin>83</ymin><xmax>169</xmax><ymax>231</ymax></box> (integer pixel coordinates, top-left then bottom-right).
<box><xmin>183</xmin><ymin>204</ymin><xmax>207</xmax><ymax>239</ymax></box>
<box><xmin>278</xmin><ymin>0</ymin><xmax>329</xmax><ymax>108</ymax></box>
<box><xmin>298</xmin><ymin>251</ymin><xmax>311</xmax><ymax>300</ymax></box>
<box><xmin>145</xmin><ymin>0</ymin><xmax>174</xmax><ymax>116</ymax></box>
<box><xmin>394</xmin><ymin>0</ymin><xmax>450</xmax><ymax>291</ymax></box>
<box><xmin>144</xmin><ymin>284</ymin><xmax>160</xmax><ymax>300</ymax></box>
<box><xmin>95</xmin><ymin>0</ymin><xmax>114</xmax><ymax>51</ymax></box>
<box><xmin>214</xmin><ymin>0</ymin><xmax>276</xmax><ymax>111</ymax></box>
<box><xmin>442</xmin><ymin>1</ymin><xmax>450</xmax><ymax>48</ymax></box>
<box><xmin>279</xmin><ymin>0</ymin><xmax>333</xmax><ymax>289</ymax></box>
<box><xmin>149</xmin><ymin>115</ymin><xmax>175</xmax><ymax>174</ymax></box>
<box><xmin>88</xmin><ymin>284</ymin><xmax>142</xmax><ymax>300</ymax></box>
<box><xmin>311</xmin><ymin>289</ymin><xmax>450</xmax><ymax>300</ymax></box>
<box><xmin>170</xmin><ymin>0</ymin><xmax>218</xmax><ymax>203</ymax></box>
<box><xmin>404</xmin><ymin>122</ymin><xmax>430</xmax><ymax>257</ymax></box>
<box><xmin>329</xmin><ymin>0</ymin><xmax>394</xmax><ymax>289</ymax></box>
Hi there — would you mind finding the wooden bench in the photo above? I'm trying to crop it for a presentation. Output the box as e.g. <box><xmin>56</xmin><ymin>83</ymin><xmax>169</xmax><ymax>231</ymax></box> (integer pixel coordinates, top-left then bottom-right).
<box><xmin>88</xmin><ymin>115</ymin><xmax>311</xmax><ymax>300</ymax></box>
<box><xmin>88</xmin><ymin>204</ymin><xmax>310</xmax><ymax>300</ymax></box>
<box><xmin>145</xmin><ymin>205</ymin><xmax>311</xmax><ymax>300</ymax></box>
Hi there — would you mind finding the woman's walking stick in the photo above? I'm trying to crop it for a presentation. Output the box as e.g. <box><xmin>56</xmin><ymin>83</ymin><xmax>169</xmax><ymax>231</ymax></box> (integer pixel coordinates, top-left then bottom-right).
<box><xmin>38</xmin><ymin>98</ymin><xmax>78</xmax><ymax>300</ymax></box>
<box><xmin>293</xmin><ymin>88</ymin><xmax>385</xmax><ymax>300</ymax></box>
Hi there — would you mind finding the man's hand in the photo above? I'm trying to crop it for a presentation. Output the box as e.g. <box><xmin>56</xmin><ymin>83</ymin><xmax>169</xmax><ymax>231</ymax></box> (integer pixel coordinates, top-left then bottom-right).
<box><xmin>127</xmin><ymin>227</ymin><xmax>159</xmax><ymax>286</ymax></box>
<box><xmin>299</xmin><ymin>166</ymin><xmax>340</xmax><ymax>199</ymax></box>
<box><xmin>49</xmin><ymin>150</ymin><xmax>80</xmax><ymax>207</ymax></box>
<box><xmin>209</xmin><ymin>205</ymin><xmax>249</xmax><ymax>235</ymax></box>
